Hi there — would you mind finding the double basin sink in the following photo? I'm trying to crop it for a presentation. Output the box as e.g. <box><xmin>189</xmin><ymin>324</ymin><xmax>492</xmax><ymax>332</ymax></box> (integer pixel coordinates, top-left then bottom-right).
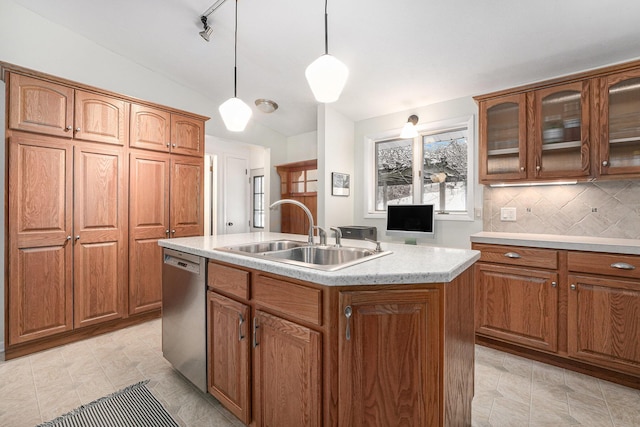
<box><xmin>216</xmin><ymin>239</ymin><xmax>392</xmax><ymax>271</ymax></box>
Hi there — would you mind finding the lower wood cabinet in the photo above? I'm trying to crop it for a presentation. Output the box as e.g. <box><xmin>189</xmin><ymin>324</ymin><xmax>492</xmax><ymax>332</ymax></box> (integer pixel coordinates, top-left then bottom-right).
<box><xmin>338</xmin><ymin>290</ymin><xmax>441</xmax><ymax>426</ymax></box>
<box><xmin>253</xmin><ymin>310</ymin><xmax>322</xmax><ymax>427</ymax></box>
<box><xmin>207</xmin><ymin>291</ymin><xmax>251</xmax><ymax>425</ymax></box>
<box><xmin>473</xmin><ymin>243</ymin><xmax>640</xmax><ymax>387</ymax></box>
<box><xmin>207</xmin><ymin>260</ymin><xmax>475</xmax><ymax>426</ymax></box>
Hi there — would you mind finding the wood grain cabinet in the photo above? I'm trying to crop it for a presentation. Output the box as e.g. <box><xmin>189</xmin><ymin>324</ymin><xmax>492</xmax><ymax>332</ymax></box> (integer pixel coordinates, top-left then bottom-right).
<box><xmin>9</xmin><ymin>72</ymin><xmax>129</xmax><ymax>145</ymax></box>
<box><xmin>474</xmin><ymin>242</ymin><xmax>640</xmax><ymax>388</ymax></box>
<box><xmin>567</xmin><ymin>252</ymin><xmax>640</xmax><ymax>375</ymax></box>
<box><xmin>476</xmin><ymin>59</ymin><xmax>640</xmax><ymax>183</ymax></box>
<box><xmin>3</xmin><ymin>63</ymin><xmax>208</xmax><ymax>357</ymax></box>
<box><xmin>130</xmin><ymin>104</ymin><xmax>204</xmax><ymax>157</ymax></box>
<box><xmin>474</xmin><ymin>244</ymin><xmax>560</xmax><ymax>352</ymax></box>
<box><xmin>128</xmin><ymin>152</ymin><xmax>203</xmax><ymax>315</ymax></box>
<box><xmin>275</xmin><ymin>159</ymin><xmax>318</xmax><ymax>235</ymax></box>
<box><xmin>8</xmin><ymin>134</ymin><xmax>126</xmax><ymax>344</ymax></box>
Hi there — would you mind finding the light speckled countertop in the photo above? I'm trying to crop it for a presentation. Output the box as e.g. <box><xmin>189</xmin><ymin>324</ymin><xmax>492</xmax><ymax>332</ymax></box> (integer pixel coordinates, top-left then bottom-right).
<box><xmin>471</xmin><ymin>231</ymin><xmax>640</xmax><ymax>255</ymax></box>
<box><xmin>159</xmin><ymin>232</ymin><xmax>479</xmax><ymax>286</ymax></box>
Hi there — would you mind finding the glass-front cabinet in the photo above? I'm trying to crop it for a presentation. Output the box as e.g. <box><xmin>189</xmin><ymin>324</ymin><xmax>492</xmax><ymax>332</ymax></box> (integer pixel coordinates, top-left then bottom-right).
<box><xmin>532</xmin><ymin>81</ymin><xmax>591</xmax><ymax>179</ymax></box>
<box><xmin>479</xmin><ymin>93</ymin><xmax>527</xmax><ymax>182</ymax></box>
<box><xmin>600</xmin><ymin>69</ymin><xmax>640</xmax><ymax>176</ymax></box>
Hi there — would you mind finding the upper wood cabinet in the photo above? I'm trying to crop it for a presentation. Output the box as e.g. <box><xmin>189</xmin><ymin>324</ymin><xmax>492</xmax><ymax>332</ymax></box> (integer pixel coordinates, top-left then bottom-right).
<box><xmin>599</xmin><ymin>68</ymin><xmax>640</xmax><ymax>177</ymax></box>
<box><xmin>477</xmin><ymin>59</ymin><xmax>640</xmax><ymax>183</ymax></box>
<box><xmin>130</xmin><ymin>104</ymin><xmax>204</xmax><ymax>157</ymax></box>
<box><xmin>170</xmin><ymin>155</ymin><xmax>204</xmax><ymax>237</ymax></box>
<box><xmin>8</xmin><ymin>73</ymin><xmax>129</xmax><ymax>145</ymax></box>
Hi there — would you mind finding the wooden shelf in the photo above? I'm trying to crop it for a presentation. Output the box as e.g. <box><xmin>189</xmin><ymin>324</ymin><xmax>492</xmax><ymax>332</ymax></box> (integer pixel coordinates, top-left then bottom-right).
<box><xmin>541</xmin><ymin>140</ymin><xmax>581</xmax><ymax>151</ymax></box>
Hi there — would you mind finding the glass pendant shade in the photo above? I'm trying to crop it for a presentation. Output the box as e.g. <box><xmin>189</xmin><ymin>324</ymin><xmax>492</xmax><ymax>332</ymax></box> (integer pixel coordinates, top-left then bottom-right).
<box><xmin>219</xmin><ymin>97</ymin><xmax>252</xmax><ymax>132</ymax></box>
<box><xmin>400</xmin><ymin>122</ymin><xmax>418</xmax><ymax>139</ymax></box>
<box><xmin>305</xmin><ymin>54</ymin><xmax>349</xmax><ymax>103</ymax></box>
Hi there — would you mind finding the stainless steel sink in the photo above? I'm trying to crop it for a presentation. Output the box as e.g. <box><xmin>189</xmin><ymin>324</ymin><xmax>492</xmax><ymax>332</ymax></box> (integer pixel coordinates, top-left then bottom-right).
<box><xmin>219</xmin><ymin>239</ymin><xmax>308</xmax><ymax>253</ymax></box>
<box><xmin>216</xmin><ymin>240</ymin><xmax>392</xmax><ymax>271</ymax></box>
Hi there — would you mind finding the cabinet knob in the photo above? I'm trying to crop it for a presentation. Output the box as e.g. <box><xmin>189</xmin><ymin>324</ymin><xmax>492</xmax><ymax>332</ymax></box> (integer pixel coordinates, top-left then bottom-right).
<box><xmin>66</xmin><ymin>235</ymin><xmax>72</xmax><ymax>241</ymax></box>
<box><xmin>570</xmin><ymin>284</ymin><xmax>576</xmax><ymax>290</ymax></box>
<box><xmin>520</xmin><ymin>166</ymin><xmax>525</xmax><ymax>172</ymax></box>
<box><xmin>65</xmin><ymin>125</ymin><xmax>72</xmax><ymax>131</ymax></box>
<box><xmin>602</xmin><ymin>160</ymin><xmax>609</xmax><ymax>167</ymax></box>
<box><xmin>171</xmin><ymin>229</ymin><xmax>176</xmax><ymax>234</ymax></box>
<box><xmin>165</xmin><ymin>229</ymin><xmax>170</xmax><ymax>235</ymax></box>
<box><xmin>75</xmin><ymin>235</ymin><xmax>80</xmax><ymax>241</ymax></box>
<box><xmin>75</xmin><ymin>127</ymin><xmax>81</xmax><ymax>132</ymax></box>
<box><xmin>172</xmin><ymin>144</ymin><xmax>176</xmax><ymax>148</ymax></box>
<box><xmin>551</xmin><ymin>281</ymin><xmax>558</xmax><ymax>288</ymax></box>
<box><xmin>536</xmin><ymin>165</ymin><xmax>541</xmax><ymax>171</ymax></box>
<box><xmin>166</xmin><ymin>143</ymin><xmax>170</xmax><ymax>147</ymax></box>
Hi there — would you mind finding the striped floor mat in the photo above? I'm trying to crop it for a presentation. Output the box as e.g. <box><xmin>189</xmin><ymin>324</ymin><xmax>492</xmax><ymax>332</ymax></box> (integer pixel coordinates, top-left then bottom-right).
<box><xmin>37</xmin><ymin>380</ymin><xmax>178</xmax><ymax>427</ymax></box>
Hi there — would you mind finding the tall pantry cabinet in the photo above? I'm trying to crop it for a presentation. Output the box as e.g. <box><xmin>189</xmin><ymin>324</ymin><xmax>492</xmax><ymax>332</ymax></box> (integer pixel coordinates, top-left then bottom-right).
<box><xmin>3</xmin><ymin>64</ymin><xmax>207</xmax><ymax>357</ymax></box>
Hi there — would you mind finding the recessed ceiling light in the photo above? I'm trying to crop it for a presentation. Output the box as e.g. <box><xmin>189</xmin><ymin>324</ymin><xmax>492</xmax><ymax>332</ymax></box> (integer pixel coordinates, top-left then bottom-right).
<box><xmin>254</xmin><ymin>99</ymin><xmax>279</xmax><ymax>113</ymax></box>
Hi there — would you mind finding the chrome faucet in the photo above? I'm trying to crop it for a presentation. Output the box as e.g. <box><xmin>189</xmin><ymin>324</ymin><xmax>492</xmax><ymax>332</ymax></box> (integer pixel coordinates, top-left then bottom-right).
<box><xmin>314</xmin><ymin>226</ymin><xmax>328</xmax><ymax>245</ymax></box>
<box><xmin>269</xmin><ymin>199</ymin><xmax>315</xmax><ymax>245</ymax></box>
<box><xmin>330</xmin><ymin>227</ymin><xmax>342</xmax><ymax>247</ymax></box>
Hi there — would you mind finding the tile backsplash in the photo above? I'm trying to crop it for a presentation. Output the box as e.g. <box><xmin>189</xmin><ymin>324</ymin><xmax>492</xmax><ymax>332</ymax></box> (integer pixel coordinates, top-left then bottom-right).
<box><xmin>483</xmin><ymin>180</ymin><xmax>640</xmax><ymax>239</ymax></box>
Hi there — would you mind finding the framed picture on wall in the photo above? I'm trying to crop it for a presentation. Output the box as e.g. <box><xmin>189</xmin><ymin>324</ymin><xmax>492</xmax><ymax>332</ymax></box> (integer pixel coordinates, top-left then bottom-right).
<box><xmin>331</xmin><ymin>172</ymin><xmax>350</xmax><ymax>196</ymax></box>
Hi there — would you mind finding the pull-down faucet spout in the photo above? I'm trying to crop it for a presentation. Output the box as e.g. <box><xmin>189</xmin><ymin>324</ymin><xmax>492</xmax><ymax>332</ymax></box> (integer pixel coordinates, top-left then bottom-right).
<box><xmin>269</xmin><ymin>199</ymin><xmax>315</xmax><ymax>245</ymax></box>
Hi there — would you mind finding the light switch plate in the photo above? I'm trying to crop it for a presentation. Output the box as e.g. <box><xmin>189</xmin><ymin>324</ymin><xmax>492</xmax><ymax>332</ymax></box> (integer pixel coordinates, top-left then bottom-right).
<box><xmin>500</xmin><ymin>207</ymin><xmax>517</xmax><ymax>221</ymax></box>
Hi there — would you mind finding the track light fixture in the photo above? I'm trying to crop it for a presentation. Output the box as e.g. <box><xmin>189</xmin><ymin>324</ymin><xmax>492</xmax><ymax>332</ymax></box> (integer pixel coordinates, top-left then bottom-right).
<box><xmin>219</xmin><ymin>0</ymin><xmax>252</xmax><ymax>132</ymax></box>
<box><xmin>199</xmin><ymin>0</ymin><xmax>228</xmax><ymax>42</ymax></box>
<box><xmin>400</xmin><ymin>115</ymin><xmax>419</xmax><ymax>138</ymax></box>
<box><xmin>305</xmin><ymin>0</ymin><xmax>349</xmax><ymax>103</ymax></box>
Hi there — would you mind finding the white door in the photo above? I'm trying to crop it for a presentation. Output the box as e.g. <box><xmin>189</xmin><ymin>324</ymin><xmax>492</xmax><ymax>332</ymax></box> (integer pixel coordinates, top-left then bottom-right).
<box><xmin>224</xmin><ymin>155</ymin><xmax>249</xmax><ymax>234</ymax></box>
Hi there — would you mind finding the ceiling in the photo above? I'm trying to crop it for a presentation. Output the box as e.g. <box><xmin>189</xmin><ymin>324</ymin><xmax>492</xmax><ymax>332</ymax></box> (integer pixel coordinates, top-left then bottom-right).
<box><xmin>13</xmin><ymin>0</ymin><xmax>640</xmax><ymax>137</ymax></box>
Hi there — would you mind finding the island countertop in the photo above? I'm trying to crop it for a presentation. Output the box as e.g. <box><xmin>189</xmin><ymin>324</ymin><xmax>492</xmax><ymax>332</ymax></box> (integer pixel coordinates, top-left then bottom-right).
<box><xmin>159</xmin><ymin>232</ymin><xmax>479</xmax><ymax>286</ymax></box>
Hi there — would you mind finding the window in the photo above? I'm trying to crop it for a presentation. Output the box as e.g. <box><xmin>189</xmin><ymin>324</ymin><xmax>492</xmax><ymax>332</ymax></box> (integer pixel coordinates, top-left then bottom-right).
<box><xmin>366</xmin><ymin>115</ymin><xmax>474</xmax><ymax>221</ymax></box>
<box><xmin>252</xmin><ymin>175</ymin><xmax>265</xmax><ymax>228</ymax></box>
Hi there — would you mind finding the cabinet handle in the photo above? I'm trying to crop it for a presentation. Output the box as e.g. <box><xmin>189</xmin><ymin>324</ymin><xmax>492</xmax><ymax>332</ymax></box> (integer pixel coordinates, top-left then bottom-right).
<box><xmin>344</xmin><ymin>306</ymin><xmax>352</xmax><ymax>341</ymax></box>
<box><xmin>570</xmin><ymin>284</ymin><xmax>576</xmax><ymax>290</ymax></box>
<box><xmin>551</xmin><ymin>281</ymin><xmax>557</xmax><ymax>288</ymax></box>
<box><xmin>504</xmin><ymin>252</ymin><xmax>521</xmax><ymax>259</ymax></box>
<box><xmin>238</xmin><ymin>313</ymin><xmax>245</xmax><ymax>341</ymax></box>
<box><xmin>602</xmin><ymin>160</ymin><xmax>609</xmax><ymax>167</ymax></box>
<box><xmin>252</xmin><ymin>317</ymin><xmax>259</xmax><ymax>348</ymax></box>
<box><xmin>611</xmin><ymin>262</ymin><xmax>636</xmax><ymax>271</ymax></box>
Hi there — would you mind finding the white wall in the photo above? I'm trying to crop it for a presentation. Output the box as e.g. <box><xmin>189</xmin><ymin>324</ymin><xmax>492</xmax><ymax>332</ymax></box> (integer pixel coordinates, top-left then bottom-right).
<box><xmin>0</xmin><ymin>1</ymin><xmax>288</xmax><ymax>354</ymax></box>
<box><xmin>317</xmin><ymin>105</ymin><xmax>355</xmax><ymax>230</ymax></box>
<box><xmin>354</xmin><ymin>97</ymin><xmax>483</xmax><ymax>249</ymax></box>
<box><xmin>286</xmin><ymin>131</ymin><xmax>318</xmax><ymax>163</ymax></box>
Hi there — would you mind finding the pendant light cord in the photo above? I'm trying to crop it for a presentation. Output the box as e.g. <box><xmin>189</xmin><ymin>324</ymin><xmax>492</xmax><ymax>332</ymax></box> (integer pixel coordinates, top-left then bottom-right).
<box><xmin>324</xmin><ymin>0</ymin><xmax>328</xmax><ymax>55</ymax></box>
<box><xmin>233</xmin><ymin>0</ymin><xmax>238</xmax><ymax>97</ymax></box>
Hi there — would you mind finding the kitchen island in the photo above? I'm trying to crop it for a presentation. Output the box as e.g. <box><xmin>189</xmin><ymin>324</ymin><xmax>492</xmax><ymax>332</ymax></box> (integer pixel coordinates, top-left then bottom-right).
<box><xmin>160</xmin><ymin>232</ymin><xmax>479</xmax><ymax>427</ymax></box>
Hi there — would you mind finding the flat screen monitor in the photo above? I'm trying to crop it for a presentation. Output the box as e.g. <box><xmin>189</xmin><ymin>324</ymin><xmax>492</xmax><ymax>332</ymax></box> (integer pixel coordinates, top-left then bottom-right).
<box><xmin>385</xmin><ymin>204</ymin><xmax>435</xmax><ymax>239</ymax></box>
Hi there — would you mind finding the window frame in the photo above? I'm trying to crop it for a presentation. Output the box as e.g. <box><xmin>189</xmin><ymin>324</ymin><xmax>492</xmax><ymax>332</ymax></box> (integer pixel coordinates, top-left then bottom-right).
<box><xmin>364</xmin><ymin>115</ymin><xmax>475</xmax><ymax>222</ymax></box>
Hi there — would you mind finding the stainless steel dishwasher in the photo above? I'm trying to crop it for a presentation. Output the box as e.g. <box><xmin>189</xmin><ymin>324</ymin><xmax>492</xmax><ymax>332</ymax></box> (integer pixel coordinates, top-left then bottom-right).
<box><xmin>162</xmin><ymin>248</ymin><xmax>207</xmax><ymax>392</ymax></box>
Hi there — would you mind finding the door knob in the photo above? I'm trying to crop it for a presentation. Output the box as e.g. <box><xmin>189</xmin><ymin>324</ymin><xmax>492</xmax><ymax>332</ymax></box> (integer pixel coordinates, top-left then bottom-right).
<box><xmin>227</xmin><ymin>222</ymin><xmax>234</xmax><ymax>226</ymax></box>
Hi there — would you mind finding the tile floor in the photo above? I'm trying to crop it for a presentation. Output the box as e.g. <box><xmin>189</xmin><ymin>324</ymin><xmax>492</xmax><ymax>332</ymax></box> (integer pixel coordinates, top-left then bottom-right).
<box><xmin>0</xmin><ymin>319</ymin><xmax>639</xmax><ymax>427</ymax></box>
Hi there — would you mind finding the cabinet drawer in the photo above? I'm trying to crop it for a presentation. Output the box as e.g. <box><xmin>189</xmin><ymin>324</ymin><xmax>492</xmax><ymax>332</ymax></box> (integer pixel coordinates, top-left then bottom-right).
<box><xmin>568</xmin><ymin>252</ymin><xmax>640</xmax><ymax>280</ymax></box>
<box><xmin>208</xmin><ymin>262</ymin><xmax>250</xmax><ymax>300</ymax></box>
<box><xmin>473</xmin><ymin>244</ymin><xmax>558</xmax><ymax>269</ymax></box>
<box><xmin>253</xmin><ymin>275</ymin><xmax>322</xmax><ymax>326</ymax></box>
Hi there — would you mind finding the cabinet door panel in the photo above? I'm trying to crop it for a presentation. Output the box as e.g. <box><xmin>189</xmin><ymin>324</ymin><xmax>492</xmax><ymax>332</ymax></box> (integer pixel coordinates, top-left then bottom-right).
<box><xmin>170</xmin><ymin>156</ymin><xmax>203</xmax><ymax>237</ymax></box>
<box><xmin>129</xmin><ymin>152</ymin><xmax>169</xmax><ymax>314</ymax></box>
<box><xmin>339</xmin><ymin>290</ymin><xmax>440</xmax><ymax>427</ymax></box>
<box><xmin>8</xmin><ymin>135</ymin><xmax>73</xmax><ymax>344</ymax></box>
<box><xmin>208</xmin><ymin>292</ymin><xmax>251</xmax><ymax>424</ymax></box>
<box><xmin>8</xmin><ymin>73</ymin><xmax>74</xmax><ymax>138</ymax></box>
<box><xmin>476</xmin><ymin>263</ymin><xmax>558</xmax><ymax>352</ymax></box>
<box><xmin>74</xmin><ymin>91</ymin><xmax>128</xmax><ymax>145</ymax></box>
<box><xmin>74</xmin><ymin>145</ymin><xmax>126</xmax><ymax>327</ymax></box>
<box><xmin>130</xmin><ymin>104</ymin><xmax>171</xmax><ymax>152</ymax></box>
<box><xmin>253</xmin><ymin>310</ymin><xmax>321</xmax><ymax>427</ymax></box>
<box><xmin>568</xmin><ymin>274</ymin><xmax>640</xmax><ymax>374</ymax></box>
<box><xmin>171</xmin><ymin>114</ymin><xmax>204</xmax><ymax>157</ymax></box>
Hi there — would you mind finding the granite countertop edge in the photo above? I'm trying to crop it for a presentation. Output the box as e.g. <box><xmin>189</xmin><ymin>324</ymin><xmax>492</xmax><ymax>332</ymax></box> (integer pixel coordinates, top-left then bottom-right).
<box><xmin>159</xmin><ymin>232</ymin><xmax>480</xmax><ymax>286</ymax></box>
<box><xmin>471</xmin><ymin>231</ymin><xmax>640</xmax><ymax>255</ymax></box>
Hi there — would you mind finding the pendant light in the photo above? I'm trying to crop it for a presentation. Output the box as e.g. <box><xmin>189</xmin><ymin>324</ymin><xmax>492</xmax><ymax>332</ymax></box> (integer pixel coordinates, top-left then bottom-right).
<box><xmin>219</xmin><ymin>0</ymin><xmax>252</xmax><ymax>132</ymax></box>
<box><xmin>305</xmin><ymin>0</ymin><xmax>349</xmax><ymax>103</ymax></box>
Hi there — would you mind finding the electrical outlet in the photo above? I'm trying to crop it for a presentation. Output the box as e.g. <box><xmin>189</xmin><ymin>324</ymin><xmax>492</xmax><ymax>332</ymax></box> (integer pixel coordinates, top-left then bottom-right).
<box><xmin>500</xmin><ymin>207</ymin><xmax>517</xmax><ymax>222</ymax></box>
